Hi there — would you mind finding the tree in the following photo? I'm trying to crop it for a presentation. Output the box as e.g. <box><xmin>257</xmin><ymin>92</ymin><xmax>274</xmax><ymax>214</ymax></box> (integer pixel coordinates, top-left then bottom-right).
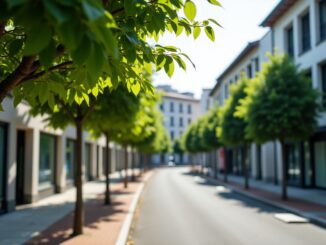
<box><xmin>86</xmin><ymin>85</ymin><xmax>141</xmax><ymax>205</ymax></box>
<box><xmin>237</xmin><ymin>53</ymin><xmax>319</xmax><ymax>199</ymax></box>
<box><xmin>0</xmin><ymin>0</ymin><xmax>221</xmax><ymax>108</ymax></box>
<box><xmin>201</xmin><ymin>106</ymin><xmax>220</xmax><ymax>178</ymax></box>
<box><xmin>218</xmin><ymin>75</ymin><xmax>251</xmax><ymax>189</ymax></box>
<box><xmin>173</xmin><ymin>138</ymin><xmax>184</xmax><ymax>164</ymax></box>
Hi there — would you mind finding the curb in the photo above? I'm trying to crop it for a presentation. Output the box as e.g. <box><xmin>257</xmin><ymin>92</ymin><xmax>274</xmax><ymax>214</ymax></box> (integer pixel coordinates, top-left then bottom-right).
<box><xmin>203</xmin><ymin>176</ymin><xmax>326</xmax><ymax>229</ymax></box>
<box><xmin>115</xmin><ymin>173</ymin><xmax>152</xmax><ymax>245</ymax></box>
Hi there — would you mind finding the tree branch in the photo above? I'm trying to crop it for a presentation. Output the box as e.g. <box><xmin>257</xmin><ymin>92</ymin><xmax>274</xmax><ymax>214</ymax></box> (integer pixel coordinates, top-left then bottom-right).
<box><xmin>19</xmin><ymin>61</ymin><xmax>73</xmax><ymax>84</ymax></box>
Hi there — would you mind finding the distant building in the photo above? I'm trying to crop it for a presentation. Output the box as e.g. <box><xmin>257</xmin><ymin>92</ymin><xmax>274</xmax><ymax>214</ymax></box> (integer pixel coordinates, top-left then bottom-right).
<box><xmin>199</xmin><ymin>88</ymin><xmax>214</xmax><ymax>115</ymax></box>
<box><xmin>153</xmin><ymin>85</ymin><xmax>200</xmax><ymax>165</ymax></box>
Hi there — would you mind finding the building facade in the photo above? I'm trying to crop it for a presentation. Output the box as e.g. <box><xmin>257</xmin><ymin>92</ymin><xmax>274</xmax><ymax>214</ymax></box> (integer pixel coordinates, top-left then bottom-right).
<box><xmin>209</xmin><ymin>0</ymin><xmax>326</xmax><ymax>189</ymax></box>
<box><xmin>0</xmin><ymin>96</ymin><xmax>137</xmax><ymax>214</ymax></box>
<box><xmin>152</xmin><ymin>85</ymin><xmax>200</xmax><ymax>165</ymax></box>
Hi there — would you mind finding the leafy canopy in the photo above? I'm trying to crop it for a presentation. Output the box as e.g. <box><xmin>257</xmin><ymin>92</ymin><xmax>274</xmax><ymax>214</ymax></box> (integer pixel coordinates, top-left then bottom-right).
<box><xmin>236</xmin><ymin>53</ymin><xmax>319</xmax><ymax>143</ymax></box>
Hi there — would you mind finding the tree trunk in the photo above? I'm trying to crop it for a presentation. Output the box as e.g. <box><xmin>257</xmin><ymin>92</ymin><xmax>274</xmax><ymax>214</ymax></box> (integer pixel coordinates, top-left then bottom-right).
<box><xmin>124</xmin><ymin>145</ymin><xmax>128</xmax><ymax>188</ymax></box>
<box><xmin>104</xmin><ymin>133</ymin><xmax>111</xmax><ymax>205</ymax></box>
<box><xmin>243</xmin><ymin>144</ymin><xmax>249</xmax><ymax>190</ymax></box>
<box><xmin>224</xmin><ymin>148</ymin><xmax>228</xmax><ymax>183</ymax></box>
<box><xmin>280</xmin><ymin>139</ymin><xmax>288</xmax><ymax>200</ymax></box>
<box><xmin>73</xmin><ymin>119</ymin><xmax>84</xmax><ymax>236</ymax></box>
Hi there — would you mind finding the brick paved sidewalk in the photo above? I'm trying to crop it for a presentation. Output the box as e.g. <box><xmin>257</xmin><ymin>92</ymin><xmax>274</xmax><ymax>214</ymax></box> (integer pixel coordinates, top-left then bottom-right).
<box><xmin>190</xmin><ymin>168</ymin><xmax>326</xmax><ymax>228</ymax></box>
<box><xmin>25</xmin><ymin>173</ymin><xmax>151</xmax><ymax>245</ymax></box>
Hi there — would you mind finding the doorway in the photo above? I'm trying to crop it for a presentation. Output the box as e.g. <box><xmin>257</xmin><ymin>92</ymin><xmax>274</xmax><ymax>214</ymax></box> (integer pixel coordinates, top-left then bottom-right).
<box><xmin>16</xmin><ymin>130</ymin><xmax>25</xmax><ymax>205</ymax></box>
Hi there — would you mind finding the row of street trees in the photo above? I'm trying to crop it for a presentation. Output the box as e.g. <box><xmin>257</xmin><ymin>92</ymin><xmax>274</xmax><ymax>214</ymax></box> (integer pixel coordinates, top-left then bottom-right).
<box><xmin>181</xmin><ymin>53</ymin><xmax>319</xmax><ymax>200</ymax></box>
<box><xmin>0</xmin><ymin>0</ymin><xmax>221</xmax><ymax>236</ymax></box>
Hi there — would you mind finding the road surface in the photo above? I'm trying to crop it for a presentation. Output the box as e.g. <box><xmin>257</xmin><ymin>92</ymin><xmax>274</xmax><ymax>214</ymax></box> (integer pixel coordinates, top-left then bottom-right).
<box><xmin>131</xmin><ymin>167</ymin><xmax>326</xmax><ymax>245</ymax></box>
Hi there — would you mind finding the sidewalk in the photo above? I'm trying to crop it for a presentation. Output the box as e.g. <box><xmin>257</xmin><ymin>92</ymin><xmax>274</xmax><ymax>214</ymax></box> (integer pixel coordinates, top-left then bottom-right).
<box><xmin>198</xmin><ymin>171</ymin><xmax>326</xmax><ymax>228</ymax></box>
<box><xmin>0</xmin><ymin>170</ymin><xmax>151</xmax><ymax>245</ymax></box>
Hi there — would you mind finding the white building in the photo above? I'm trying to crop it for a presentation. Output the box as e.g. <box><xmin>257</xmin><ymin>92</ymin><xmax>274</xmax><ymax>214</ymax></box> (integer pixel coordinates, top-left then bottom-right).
<box><xmin>0</xmin><ymin>96</ymin><xmax>136</xmax><ymax>213</ymax></box>
<box><xmin>152</xmin><ymin>85</ymin><xmax>200</xmax><ymax>165</ymax></box>
<box><xmin>209</xmin><ymin>0</ymin><xmax>326</xmax><ymax>189</ymax></box>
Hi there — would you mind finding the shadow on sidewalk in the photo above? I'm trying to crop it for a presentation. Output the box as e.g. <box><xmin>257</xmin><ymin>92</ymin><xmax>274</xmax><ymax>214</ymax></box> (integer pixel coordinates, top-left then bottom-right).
<box><xmin>25</xmin><ymin>196</ymin><xmax>126</xmax><ymax>245</ymax></box>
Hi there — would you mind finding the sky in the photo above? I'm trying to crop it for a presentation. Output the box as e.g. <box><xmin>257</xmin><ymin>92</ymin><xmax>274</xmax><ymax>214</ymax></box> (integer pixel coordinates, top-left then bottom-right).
<box><xmin>153</xmin><ymin>0</ymin><xmax>280</xmax><ymax>98</ymax></box>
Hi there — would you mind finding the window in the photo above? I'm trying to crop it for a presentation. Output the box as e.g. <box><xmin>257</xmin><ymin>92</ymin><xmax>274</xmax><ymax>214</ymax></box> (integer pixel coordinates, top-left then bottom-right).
<box><xmin>170</xmin><ymin>131</ymin><xmax>174</xmax><ymax>141</ymax></box>
<box><xmin>0</xmin><ymin>123</ymin><xmax>7</xmax><ymax>211</ymax></box>
<box><xmin>179</xmin><ymin>117</ymin><xmax>183</xmax><ymax>127</ymax></box>
<box><xmin>224</xmin><ymin>84</ymin><xmax>229</xmax><ymax>99</ymax></box>
<box><xmin>170</xmin><ymin>116</ymin><xmax>174</xmax><ymax>126</ymax></box>
<box><xmin>66</xmin><ymin>139</ymin><xmax>76</xmax><ymax>180</ymax></box>
<box><xmin>160</xmin><ymin>103</ymin><xmax>164</xmax><ymax>112</ymax></box>
<box><xmin>84</xmin><ymin>143</ymin><xmax>92</xmax><ymax>180</ymax></box>
<box><xmin>285</xmin><ymin>25</ymin><xmax>294</xmax><ymax>57</ymax></box>
<box><xmin>320</xmin><ymin>0</ymin><xmax>326</xmax><ymax>41</ymax></box>
<box><xmin>170</xmin><ymin>102</ymin><xmax>174</xmax><ymax>112</ymax></box>
<box><xmin>300</xmin><ymin>12</ymin><xmax>311</xmax><ymax>53</ymax></box>
<box><xmin>234</xmin><ymin>75</ymin><xmax>239</xmax><ymax>83</ymax></box>
<box><xmin>39</xmin><ymin>133</ymin><xmax>56</xmax><ymax>189</ymax></box>
<box><xmin>254</xmin><ymin>58</ymin><xmax>260</xmax><ymax>72</ymax></box>
<box><xmin>187</xmin><ymin>104</ymin><xmax>192</xmax><ymax>114</ymax></box>
<box><xmin>247</xmin><ymin>64</ymin><xmax>253</xmax><ymax>78</ymax></box>
<box><xmin>188</xmin><ymin>118</ymin><xmax>192</xmax><ymax>125</ymax></box>
<box><xmin>321</xmin><ymin>63</ymin><xmax>326</xmax><ymax>108</ymax></box>
<box><xmin>179</xmin><ymin>103</ymin><xmax>183</xmax><ymax>113</ymax></box>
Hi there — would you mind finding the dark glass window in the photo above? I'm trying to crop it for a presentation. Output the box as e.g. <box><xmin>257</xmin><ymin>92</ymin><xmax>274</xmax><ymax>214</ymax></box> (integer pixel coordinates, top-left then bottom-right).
<box><xmin>321</xmin><ymin>63</ymin><xmax>326</xmax><ymax>108</ymax></box>
<box><xmin>254</xmin><ymin>58</ymin><xmax>260</xmax><ymax>72</ymax></box>
<box><xmin>179</xmin><ymin>117</ymin><xmax>183</xmax><ymax>127</ymax></box>
<box><xmin>179</xmin><ymin>103</ymin><xmax>183</xmax><ymax>113</ymax></box>
<box><xmin>286</xmin><ymin>25</ymin><xmax>294</xmax><ymax>57</ymax></box>
<box><xmin>234</xmin><ymin>75</ymin><xmax>238</xmax><ymax>82</ymax></box>
<box><xmin>160</xmin><ymin>103</ymin><xmax>164</xmax><ymax>111</ymax></box>
<box><xmin>320</xmin><ymin>0</ymin><xmax>326</xmax><ymax>41</ymax></box>
<box><xmin>170</xmin><ymin>116</ymin><xmax>174</xmax><ymax>126</ymax></box>
<box><xmin>170</xmin><ymin>131</ymin><xmax>174</xmax><ymax>140</ymax></box>
<box><xmin>84</xmin><ymin>143</ymin><xmax>92</xmax><ymax>180</ymax></box>
<box><xmin>170</xmin><ymin>102</ymin><xmax>174</xmax><ymax>112</ymax></box>
<box><xmin>247</xmin><ymin>64</ymin><xmax>253</xmax><ymax>78</ymax></box>
<box><xmin>0</xmin><ymin>123</ymin><xmax>7</xmax><ymax>211</ymax></box>
<box><xmin>187</xmin><ymin>104</ymin><xmax>192</xmax><ymax>114</ymax></box>
<box><xmin>66</xmin><ymin>139</ymin><xmax>76</xmax><ymax>180</ymax></box>
<box><xmin>188</xmin><ymin>118</ymin><xmax>192</xmax><ymax>125</ymax></box>
<box><xmin>39</xmin><ymin>133</ymin><xmax>56</xmax><ymax>189</ymax></box>
<box><xmin>301</xmin><ymin>12</ymin><xmax>311</xmax><ymax>53</ymax></box>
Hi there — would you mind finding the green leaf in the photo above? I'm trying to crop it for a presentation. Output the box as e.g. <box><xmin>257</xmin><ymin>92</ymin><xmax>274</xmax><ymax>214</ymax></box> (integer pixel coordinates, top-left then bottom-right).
<box><xmin>205</xmin><ymin>26</ymin><xmax>215</xmax><ymax>41</ymax></box>
<box><xmin>209</xmin><ymin>18</ymin><xmax>222</xmax><ymax>28</ymax></box>
<box><xmin>23</xmin><ymin>23</ymin><xmax>52</xmax><ymax>55</ymax></box>
<box><xmin>8</xmin><ymin>39</ymin><xmax>24</xmax><ymax>56</ymax></box>
<box><xmin>82</xmin><ymin>0</ymin><xmax>104</xmax><ymax>21</ymax></box>
<box><xmin>164</xmin><ymin>57</ymin><xmax>174</xmax><ymax>78</ymax></box>
<box><xmin>38</xmin><ymin>84</ymin><xmax>49</xmax><ymax>105</ymax></box>
<box><xmin>43</xmin><ymin>0</ymin><xmax>69</xmax><ymax>23</ymax></box>
<box><xmin>72</xmin><ymin>36</ymin><xmax>91</xmax><ymax>66</ymax></box>
<box><xmin>184</xmin><ymin>1</ymin><xmax>196</xmax><ymax>22</ymax></box>
<box><xmin>207</xmin><ymin>0</ymin><xmax>222</xmax><ymax>6</ymax></box>
<box><xmin>39</xmin><ymin>39</ymin><xmax>56</xmax><ymax>69</ymax></box>
<box><xmin>48</xmin><ymin>93</ymin><xmax>55</xmax><ymax>109</ymax></box>
<box><xmin>193</xmin><ymin>26</ymin><xmax>201</xmax><ymax>40</ymax></box>
<box><xmin>131</xmin><ymin>82</ymin><xmax>141</xmax><ymax>96</ymax></box>
<box><xmin>82</xmin><ymin>93</ymin><xmax>90</xmax><ymax>105</ymax></box>
<box><xmin>92</xmin><ymin>85</ymin><xmax>99</xmax><ymax>97</ymax></box>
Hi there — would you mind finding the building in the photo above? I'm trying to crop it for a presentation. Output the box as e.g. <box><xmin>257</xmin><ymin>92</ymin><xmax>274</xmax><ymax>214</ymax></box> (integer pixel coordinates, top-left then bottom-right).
<box><xmin>199</xmin><ymin>88</ymin><xmax>214</xmax><ymax>115</ymax></box>
<box><xmin>152</xmin><ymin>85</ymin><xmax>200</xmax><ymax>165</ymax></box>
<box><xmin>261</xmin><ymin>0</ymin><xmax>326</xmax><ymax>189</ymax></box>
<box><xmin>209</xmin><ymin>0</ymin><xmax>326</xmax><ymax>189</ymax></box>
<box><xmin>0</xmin><ymin>96</ymin><xmax>137</xmax><ymax>214</ymax></box>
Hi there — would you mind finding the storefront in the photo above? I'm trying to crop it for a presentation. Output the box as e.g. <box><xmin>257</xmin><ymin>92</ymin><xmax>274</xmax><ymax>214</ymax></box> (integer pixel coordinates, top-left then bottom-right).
<box><xmin>313</xmin><ymin>131</ymin><xmax>326</xmax><ymax>189</ymax></box>
<box><xmin>39</xmin><ymin>133</ymin><xmax>56</xmax><ymax>191</ymax></box>
<box><xmin>0</xmin><ymin>122</ymin><xmax>7</xmax><ymax>213</ymax></box>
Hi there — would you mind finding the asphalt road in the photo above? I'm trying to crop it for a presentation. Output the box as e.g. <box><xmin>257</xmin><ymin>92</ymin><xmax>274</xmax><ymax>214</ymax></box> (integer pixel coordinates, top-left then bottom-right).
<box><xmin>131</xmin><ymin>167</ymin><xmax>326</xmax><ymax>245</ymax></box>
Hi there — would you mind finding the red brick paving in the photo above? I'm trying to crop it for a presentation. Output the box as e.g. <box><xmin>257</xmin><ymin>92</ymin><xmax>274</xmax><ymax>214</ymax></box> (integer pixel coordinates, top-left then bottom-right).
<box><xmin>26</xmin><ymin>173</ymin><xmax>151</xmax><ymax>245</ymax></box>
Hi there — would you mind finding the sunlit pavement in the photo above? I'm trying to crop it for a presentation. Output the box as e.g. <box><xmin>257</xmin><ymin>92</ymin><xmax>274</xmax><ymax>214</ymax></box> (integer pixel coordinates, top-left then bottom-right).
<box><xmin>131</xmin><ymin>167</ymin><xmax>326</xmax><ymax>245</ymax></box>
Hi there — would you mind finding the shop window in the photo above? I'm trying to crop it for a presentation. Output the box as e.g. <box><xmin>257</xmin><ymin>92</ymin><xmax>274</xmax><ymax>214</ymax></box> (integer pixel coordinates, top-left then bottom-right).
<box><xmin>66</xmin><ymin>139</ymin><xmax>76</xmax><ymax>180</ymax></box>
<box><xmin>39</xmin><ymin>133</ymin><xmax>56</xmax><ymax>189</ymax></box>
